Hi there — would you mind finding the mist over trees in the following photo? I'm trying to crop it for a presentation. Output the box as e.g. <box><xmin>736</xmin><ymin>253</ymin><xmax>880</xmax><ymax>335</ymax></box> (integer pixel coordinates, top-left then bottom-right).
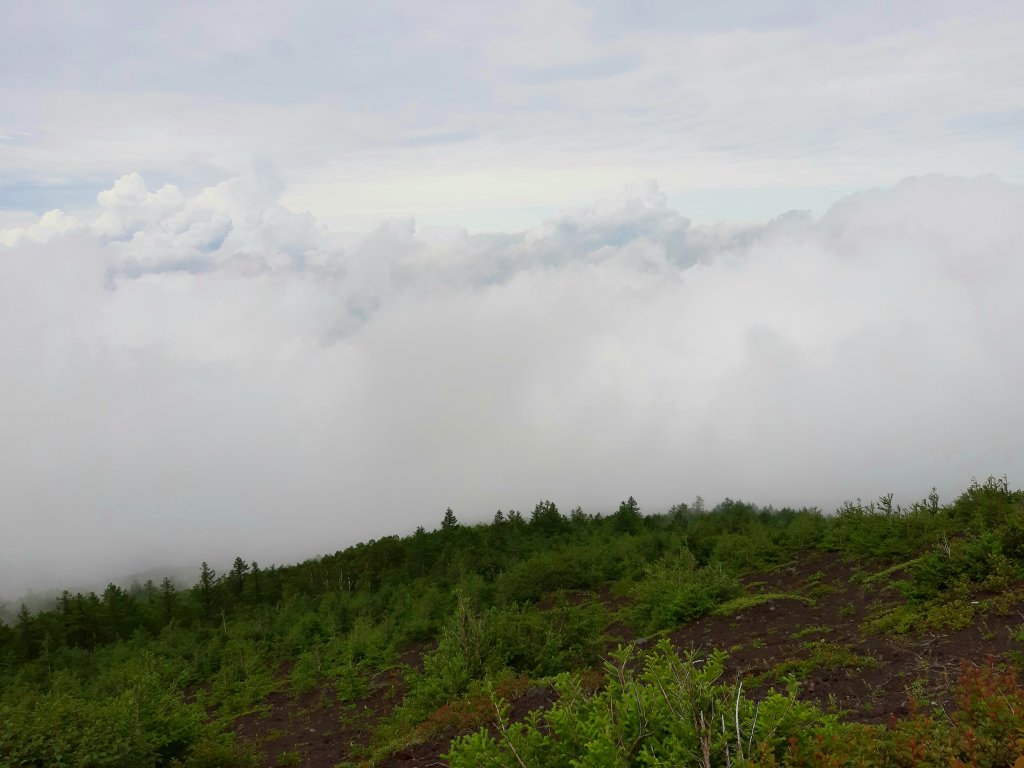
<box><xmin>2</xmin><ymin>174</ymin><xmax>1024</xmax><ymax>599</ymax></box>
<box><xmin>3</xmin><ymin>477</ymin><xmax>1024</xmax><ymax>765</ymax></box>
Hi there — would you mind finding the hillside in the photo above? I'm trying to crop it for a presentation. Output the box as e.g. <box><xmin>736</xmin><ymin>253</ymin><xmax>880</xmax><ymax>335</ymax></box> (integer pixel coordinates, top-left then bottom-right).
<box><xmin>3</xmin><ymin>477</ymin><xmax>1024</xmax><ymax>767</ymax></box>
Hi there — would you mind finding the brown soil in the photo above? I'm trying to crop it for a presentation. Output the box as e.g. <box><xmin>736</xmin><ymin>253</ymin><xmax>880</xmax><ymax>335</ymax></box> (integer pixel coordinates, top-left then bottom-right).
<box><xmin>376</xmin><ymin>685</ymin><xmax>558</xmax><ymax>768</ymax></box>
<box><xmin>670</xmin><ymin>554</ymin><xmax>1024</xmax><ymax>723</ymax></box>
<box><xmin>231</xmin><ymin>554</ymin><xmax>1024</xmax><ymax>766</ymax></box>
<box><xmin>231</xmin><ymin>665</ymin><xmax>406</xmax><ymax>768</ymax></box>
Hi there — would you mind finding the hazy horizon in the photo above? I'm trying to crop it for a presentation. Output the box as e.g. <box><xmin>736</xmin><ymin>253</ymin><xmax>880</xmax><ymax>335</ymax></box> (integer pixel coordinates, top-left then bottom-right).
<box><xmin>2</xmin><ymin>2</ymin><xmax>1023</xmax><ymax>600</ymax></box>
<box><xmin>3</xmin><ymin>173</ymin><xmax>1022</xmax><ymax>600</ymax></box>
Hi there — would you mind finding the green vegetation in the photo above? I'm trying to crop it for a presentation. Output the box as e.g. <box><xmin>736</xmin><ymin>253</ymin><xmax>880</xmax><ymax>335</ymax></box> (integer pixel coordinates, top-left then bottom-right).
<box><xmin>1</xmin><ymin>477</ymin><xmax>1023</xmax><ymax>766</ymax></box>
<box><xmin>714</xmin><ymin>592</ymin><xmax>813</xmax><ymax>615</ymax></box>
<box><xmin>761</xmin><ymin>640</ymin><xmax>876</xmax><ymax>682</ymax></box>
<box><xmin>448</xmin><ymin>642</ymin><xmax>1024</xmax><ymax>767</ymax></box>
<box><xmin>449</xmin><ymin>642</ymin><xmax>830</xmax><ymax>767</ymax></box>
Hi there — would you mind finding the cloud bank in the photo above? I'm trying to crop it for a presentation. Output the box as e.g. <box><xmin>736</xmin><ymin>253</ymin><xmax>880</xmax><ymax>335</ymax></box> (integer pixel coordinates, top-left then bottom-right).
<box><xmin>2</xmin><ymin>173</ymin><xmax>1022</xmax><ymax>595</ymax></box>
<box><xmin>3</xmin><ymin>1</ymin><xmax>1023</xmax><ymax>229</ymax></box>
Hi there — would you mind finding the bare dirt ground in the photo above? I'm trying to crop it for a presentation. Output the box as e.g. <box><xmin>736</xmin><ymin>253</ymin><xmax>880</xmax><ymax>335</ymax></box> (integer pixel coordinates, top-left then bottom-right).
<box><xmin>671</xmin><ymin>554</ymin><xmax>1024</xmax><ymax>723</ymax></box>
<box><xmin>230</xmin><ymin>665</ymin><xmax>406</xmax><ymax>767</ymax></box>
<box><xmin>232</xmin><ymin>554</ymin><xmax>1024</xmax><ymax>767</ymax></box>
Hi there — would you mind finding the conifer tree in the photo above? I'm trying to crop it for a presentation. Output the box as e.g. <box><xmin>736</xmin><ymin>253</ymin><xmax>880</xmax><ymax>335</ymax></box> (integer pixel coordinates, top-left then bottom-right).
<box><xmin>196</xmin><ymin>562</ymin><xmax>218</xmax><ymax>620</ymax></box>
<box><xmin>249</xmin><ymin>562</ymin><xmax>262</xmax><ymax>603</ymax></box>
<box><xmin>229</xmin><ymin>557</ymin><xmax>249</xmax><ymax>600</ymax></box>
<box><xmin>16</xmin><ymin>604</ymin><xmax>36</xmax><ymax>661</ymax></box>
<box><xmin>159</xmin><ymin>577</ymin><xmax>176</xmax><ymax>624</ymax></box>
<box><xmin>441</xmin><ymin>507</ymin><xmax>459</xmax><ymax>531</ymax></box>
<box><xmin>612</xmin><ymin>495</ymin><xmax>642</xmax><ymax>534</ymax></box>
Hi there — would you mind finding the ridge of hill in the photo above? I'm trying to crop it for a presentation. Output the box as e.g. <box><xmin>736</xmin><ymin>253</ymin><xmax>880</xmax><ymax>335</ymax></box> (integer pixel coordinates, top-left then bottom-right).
<box><xmin>2</xmin><ymin>476</ymin><xmax>1023</xmax><ymax>767</ymax></box>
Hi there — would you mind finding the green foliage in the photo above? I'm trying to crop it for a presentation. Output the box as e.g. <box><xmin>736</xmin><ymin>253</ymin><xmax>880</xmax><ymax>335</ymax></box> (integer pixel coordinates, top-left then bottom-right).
<box><xmin>483</xmin><ymin>598</ymin><xmax>606</xmax><ymax>677</ymax></box>
<box><xmin>923</xmin><ymin>599</ymin><xmax>976</xmax><ymax>631</ymax></box>
<box><xmin>203</xmin><ymin>635</ymin><xmax>275</xmax><ymax>717</ymax></box>
<box><xmin>0</xmin><ymin>652</ymin><xmax>218</xmax><ymax>768</ymax></box>
<box><xmin>529</xmin><ymin>500</ymin><xmax>570</xmax><ymax>537</ymax></box>
<box><xmin>4</xmin><ymin>475</ymin><xmax>1024</xmax><ymax>767</ymax></box>
<box><xmin>175</xmin><ymin>734</ymin><xmax>256</xmax><ymax>768</ymax></box>
<box><xmin>630</xmin><ymin>550</ymin><xmax>741</xmax><ymax>632</ymax></box>
<box><xmin>611</xmin><ymin>495</ymin><xmax>643</xmax><ymax>534</ymax></box>
<box><xmin>447</xmin><ymin>641</ymin><xmax>829</xmax><ymax>767</ymax></box>
<box><xmin>715</xmin><ymin>592</ymin><xmax>812</xmax><ymax>615</ymax></box>
<box><xmin>398</xmin><ymin>593</ymin><xmax>607</xmax><ymax>730</ymax></box>
<box><xmin>764</xmin><ymin>640</ymin><xmax>876</xmax><ymax>682</ymax></box>
<box><xmin>949</xmin><ymin>474</ymin><xmax>1024</xmax><ymax>529</ymax></box>
<box><xmin>450</xmin><ymin>644</ymin><xmax>1024</xmax><ymax>768</ymax></box>
<box><xmin>857</xmin><ymin>557</ymin><xmax>923</xmax><ymax>589</ymax></box>
<box><xmin>863</xmin><ymin>603</ymin><xmax>922</xmax><ymax>635</ymax></box>
<box><xmin>783</xmin><ymin>510</ymin><xmax>828</xmax><ymax>550</ymax></box>
<box><xmin>493</xmin><ymin>538</ymin><xmax>647</xmax><ymax>603</ymax></box>
<box><xmin>711</xmin><ymin>523</ymin><xmax>782</xmax><ymax>570</ymax></box>
<box><xmin>791</xmin><ymin>624</ymin><xmax>832</xmax><ymax>639</ymax></box>
<box><xmin>903</xmin><ymin>530</ymin><xmax>1018</xmax><ymax>603</ymax></box>
<box><xmin>441</xmin><ymin>507</ymin><xmax>459</xmax><ymax>531</ymax></box>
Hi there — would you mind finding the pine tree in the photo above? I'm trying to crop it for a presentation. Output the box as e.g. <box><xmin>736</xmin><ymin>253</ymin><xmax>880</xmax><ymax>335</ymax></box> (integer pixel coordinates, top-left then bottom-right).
<box><xmin>101</xmin><ymin>583</ymin><xmax>135</xmax><ymax>641</ymax></box>
<box><xmin>249</xmin><ymin>562</ymin><xmax>262</xmax><ymax>603</ymax></box>
<box><xmin>16</xmin><ymin>604</ymin><xmax>36</xmax><ymax>661</ymax></box>
<box><xmin>196</xmin><ymin>562</ymin><xmax>218</xmax><ymax>620</ymax></box>
<box><xmin>159</xmin><ymin>577</ymin><xmax>176</xmax><ymax>624</ymax></box>
<box><xmin>530</xmin><ymin>500</ymin><xmax>569</xmax><ymax>535</ymax></box>
<box><xmin>441</xmin><ymin>507</ymin><xmax>459</xmax><ymax>531</ymax></box>
<box><xmin>612</xmin><ymin>496</ymin><xmax>642</xmax><ymax>534</ymax></box>
<box><xmin>229</xmin><ymin>557</ymin><xmax>250</xmax><ymax>600</ymax></box>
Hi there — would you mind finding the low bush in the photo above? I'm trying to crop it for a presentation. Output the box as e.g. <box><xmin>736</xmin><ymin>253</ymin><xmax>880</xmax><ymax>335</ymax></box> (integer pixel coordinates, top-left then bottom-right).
<box><xmin>630</xmin><ymin>550</ymin><xmax>741</xmax><ymax>632</ymax></box>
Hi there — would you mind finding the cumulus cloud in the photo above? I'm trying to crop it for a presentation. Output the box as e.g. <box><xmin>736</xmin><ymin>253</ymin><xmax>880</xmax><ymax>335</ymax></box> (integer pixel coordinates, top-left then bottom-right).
<box><xmin>1</xmin><ymin>173</ymin><xmax>1022</xmax><ymax>596</ymax></box>
<box><xmin>0</xmin><ymin>208</ymin><xmax>79</xmax><ymax>247</ymax></box>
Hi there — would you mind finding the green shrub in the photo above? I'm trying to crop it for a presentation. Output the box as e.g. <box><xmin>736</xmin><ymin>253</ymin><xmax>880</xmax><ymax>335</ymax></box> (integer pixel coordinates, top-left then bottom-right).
<box><xmin>0</xmin><ymin>654</ymin><xmax>207</xmax><ymax>767</ymax></box>
<box><xmin>401</xmin><ymin>595</ymin><xmax>486</xmax><ymax>720</ymax></box>
<box><xmin>711</xmin><ymin>524</ymin><xmax>782</xmax><ymax>570</ymax></box>
<box><xmin>447</xmin><ymin>641</ymin><xmax>829</xmax><ymax>768</ymax></box>
<box><xmin>494</xmin><ymin>548</ymin><xmax>602</xmax><ymax>603</ymax></box>
<box><xmin>714</xmin><ymin>592</ymin><xmax>812</xmax><ymax>615</ymax></box>
<box><xmin>483</xmin><ymin>599</ymin><xmax>606</xmax><ymax>677</ymax></box>
<box><xmin>904</xmin><ymin>530</ymin><xmax>1017</xmax><ymax>603</ymax></box>
<box><xmin>449</xmin><ymin>644</ymin><xmax>1024</xmax><ymax>768</ymax></box>
<box><xmin>176</xmin><ymin>733</ymin><xmax>256</xmax><ymax>768</ymax></box>
<box><xmin>630</xmin><ymin>551</ymin><xmax>741</xmax><ymax>632</ymax></box>
<box><xmin>863</xmin><ymin>604</ymin><xmax>921</xmax><ymax>635</ymax></box>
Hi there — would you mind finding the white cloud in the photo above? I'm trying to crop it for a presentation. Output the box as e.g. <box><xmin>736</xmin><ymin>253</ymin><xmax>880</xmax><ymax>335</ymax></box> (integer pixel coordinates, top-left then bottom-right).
<box><xmin>92</xmin><ymin>171</ymin><xmax>186</xmax><ymax>239</ymax></box>
<box><xmin>0</xmin><ymin>208</ymin><xmax>79</xmax><ymax>246</ymax></box>
<box><xmin>1</xmin><ymin>172</ymin><xmax>1022</xmax><ymax>596</ymax></box>
<box><xmin>2</xmin><ymin>2</ymin><xmax>1022</xmax><ymax>228</ymax></box>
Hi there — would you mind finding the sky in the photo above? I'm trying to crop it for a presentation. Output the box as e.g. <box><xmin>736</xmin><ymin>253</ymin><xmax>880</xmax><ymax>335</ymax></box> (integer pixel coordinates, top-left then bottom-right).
<box><xmin>1</xmin><ymin>1</ymin><xmax>1023</xmax><ymax>598</ymax></box>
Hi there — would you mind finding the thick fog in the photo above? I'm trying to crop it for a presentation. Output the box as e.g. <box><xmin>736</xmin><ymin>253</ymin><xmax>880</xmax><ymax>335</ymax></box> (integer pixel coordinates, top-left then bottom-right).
<box><xmin>1</xmin><ymin>173</ymin><xmax>1022</xmax><ymax>597</ymax></box>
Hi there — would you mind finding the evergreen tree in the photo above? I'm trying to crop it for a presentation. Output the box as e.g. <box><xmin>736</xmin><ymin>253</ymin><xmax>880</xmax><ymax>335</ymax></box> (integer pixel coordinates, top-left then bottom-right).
<box><xmin>530</xmin><ymin>500</ymin><xmax>569</xmax><ymax>536</ymax></box>
<box><xmin>249</xmin><ymin>562</ymin><xmax>262</xmax><ymax>603</ymax></box>
<box><xmin>612</xmin><ymin>496</ymin><xmax>642</xmax><ymax>534</ymax></box>
<box><xmin>159</xmin><ymin>577</ymin><xmax>177</xmax><ymax>624</ymax></box>
<box><xmin>442</xmin><ymin>507</ymin><xmax>459</xmax><ymax>531</ymax></box>
<box><xmin>56</xmin><ymin>590</ymin><xmax>72</xmax><ymax>620</ymax></box>
<box><xmin>229</xmin><ymin>556</ymin><xmax>250</xmax><ymax>600</ymax></box>
<box><xmin>101</xmin><ymin>584</ymin><xmax>135</xmax><ymax>641</ymax></box>
<box><xmin>16</xmin><ymin>604</ymin><xmax>36</xmax><ymax>661</ymax></box>
<box><xmin>195</xmin><ymin>562</ymin><xmax>218</xmax><ymax>620</ymax></box>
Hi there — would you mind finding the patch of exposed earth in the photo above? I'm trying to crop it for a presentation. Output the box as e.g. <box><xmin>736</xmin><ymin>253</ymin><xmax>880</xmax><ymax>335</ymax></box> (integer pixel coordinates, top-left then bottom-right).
<box><xmin>231</xmin><ymin>554</ymin><xmax>1024</xmax><ymax>765</ymax></box>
